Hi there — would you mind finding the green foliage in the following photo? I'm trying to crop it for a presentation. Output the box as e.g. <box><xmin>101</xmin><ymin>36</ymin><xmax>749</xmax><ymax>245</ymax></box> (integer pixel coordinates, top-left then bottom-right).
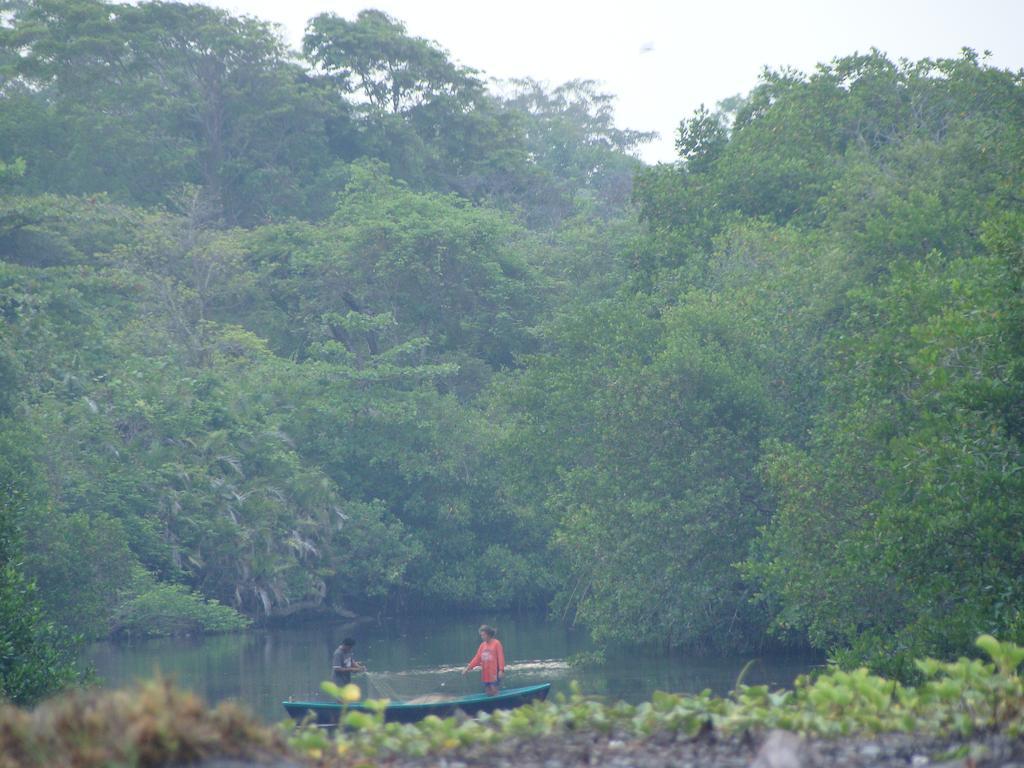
<box><xmin>0</xmin><ymin>145</ymin><xmax>563</xmax><ymax>629</ymax></box>
<box><xmin>0</xmin><ymin>158</ymin><xmax>25</xmax><ymax>184</ymax></box>
<box><xmin>286</xmin><ymin>637</ymin><xmax>1024</xmax><ymax>764</ymax></box>
<box><xmin>621</xmin><ymin>48</ymin><xmax>1024</xmax><ymax>662</ymax></box>
<box><xmin>294</xmin><ymin>165</ymin><xmax>547</xmax><ymax>376</ymax></box>
<box><xmin>0</xmin><ymin>676</ymin><xmax>289</xmax><ymax>766</ymax></box>
<box><xmin>0</xmin><ymin>479</ymin><xmax>82</xmax><ymax>705</ymax></box>
<box><xmin>491</xmin><ymin>291</ymin><xmax>782</xmax><ymax>647</ymax></box>
<box><xmin>7</xmin><ymin>640</ymin><xmax>1024</xmax><ymax>766</ymax></box>
<box><xmin>634</xmin><ymin>49</ymin><xmax>1024</xmax><ymax>280</ymax></box>
<box><xmin>1</xmin><ymin>0</ymin><xmax>1023</xmax><ymax>676</ymax></box>
<box><xmin>0</xmin><ymin>194</ymin><xmax>144</xmax><ymax>267</ymax></box>
<box><xmin>0</xmin><ymin>0</ymin><xmax>331</xmax><ymax>223</ymax></box>
<box><xmin>676</xmin><ymin>104</ymin><xmax>728</xmax><ymax>173</ymax></box>
<box><xmin>302</xmin><ymin>12</ymin><xmax>648</xmax><ymax>226</ymax></box>
<box><xmin>749</xmin><ymin>237</ymin><xmax>1024</xmax><ymax>664</ymax></box>
<box><xmin>496</xmin><ymin>79</ymin><xmax>653</xmax><ymax>225</ymax></box>
<box><xmin>23</xmin><ymin>508</ymin><xmax>137</xmax><ymax>639</ymax></box>
<box><xmin>303</xmin><ymin>9</ymin><xmax>482</xmax><ymax>116</ymax></box>
<box><xmin>0</xmin><ymin>562</ymin><xmax>82</xmax><ymax>705</ymax></box>
<box><xmin>111</xmin><ymin>581</ymin><xmax>250</xmax><ymax>638</ymax></box>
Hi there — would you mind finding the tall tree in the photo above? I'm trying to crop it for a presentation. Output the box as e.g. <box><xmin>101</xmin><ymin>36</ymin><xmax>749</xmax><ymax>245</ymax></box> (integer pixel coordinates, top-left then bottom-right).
<box><xmin>1</xmin><ymin>0</ymin><xmax>331</xmax><ymax>224</ymax></box>
<box><xmin>303</xmin><ymin>9</ymin><xmax>481</xmax><ymax>115</ymax></box>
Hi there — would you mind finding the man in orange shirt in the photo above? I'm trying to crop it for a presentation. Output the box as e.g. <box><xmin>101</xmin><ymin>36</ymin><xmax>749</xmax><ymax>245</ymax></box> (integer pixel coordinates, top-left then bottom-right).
<box><xmin>462</xmin><ymin>624</ymin><xmax>505</xmax><ymax>695</ymax></box>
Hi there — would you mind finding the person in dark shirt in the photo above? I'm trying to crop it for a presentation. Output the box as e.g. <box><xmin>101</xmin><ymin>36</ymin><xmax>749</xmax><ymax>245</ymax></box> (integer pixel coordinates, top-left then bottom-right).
<box><xmin>331</xmin><ymin>637</ymin><xmax>365</xmax><ymax>685</ymax></box>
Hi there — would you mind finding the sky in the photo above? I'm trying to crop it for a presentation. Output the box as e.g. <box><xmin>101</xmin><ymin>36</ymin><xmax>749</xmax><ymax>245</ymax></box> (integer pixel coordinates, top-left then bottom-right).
<box><xmin>216</xmin><ymin>0</ymin><xmax>1024</xmax><ymax>164</ymax></box>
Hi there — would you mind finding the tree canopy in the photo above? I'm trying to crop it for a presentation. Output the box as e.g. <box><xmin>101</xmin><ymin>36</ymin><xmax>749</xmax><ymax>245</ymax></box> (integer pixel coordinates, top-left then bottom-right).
<box><xmin>1</xmin><ymin>0</ymin><xmax>1022</xmax><ymax>699</ymax></box>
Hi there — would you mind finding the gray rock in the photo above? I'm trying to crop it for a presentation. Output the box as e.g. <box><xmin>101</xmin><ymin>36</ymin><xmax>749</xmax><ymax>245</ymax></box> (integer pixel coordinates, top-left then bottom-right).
<box><xmin>858</xmin><ymin>743</ymin><xmax>881</xmax><ymax>758</ymax></box>
<box><xmin>186</xmin><ymin>761</ymin><xmax>304</xmax><ymax>768</ymax></box>
<box><xmin>750</xmin><ymin>730</ymin><xmax>808</xmax><ymax>768</ymax></box>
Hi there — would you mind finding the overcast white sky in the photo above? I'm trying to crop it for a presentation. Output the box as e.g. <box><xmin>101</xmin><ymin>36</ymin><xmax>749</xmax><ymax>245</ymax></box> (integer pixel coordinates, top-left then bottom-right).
<box><xmin>217</xmin><ymin>0</ymin><xmax>1024</xmax><ymax>164</ymax></box>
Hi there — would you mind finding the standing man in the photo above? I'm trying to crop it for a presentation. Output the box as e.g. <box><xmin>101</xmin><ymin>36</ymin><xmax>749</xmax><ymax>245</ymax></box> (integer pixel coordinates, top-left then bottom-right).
<box><xmin>332</xmin><ymin>637</ymin><xmax>365</xmax><ymax>685</ymax></box>
<box><xmin>462</xmin><ymin>624</ymin><xmax>505</xmax><ymax>695</ymax></box>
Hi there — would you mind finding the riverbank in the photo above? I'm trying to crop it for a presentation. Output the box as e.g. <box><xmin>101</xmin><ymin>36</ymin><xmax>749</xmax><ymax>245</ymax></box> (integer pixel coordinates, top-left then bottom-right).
<box><xmin>2</xmin><ymin>678</ymin><xmax>1021</xmax><ymax>768</ymax></box>
<box><xmin>393</xmin><ymin>727</ymin><xmax>1023</xmax><ymax>768</ymax></box>
<box><xmin>6</xmin><ymin>635</ymin><xmax>1024</xmax><ymax>768</ymax></box>
<box><xmin>2</xmin><ymin>679</ymin><xmax>1023</xmax><ymax>768</ymax></box>
<box><xmin>86</xmin><ymin>611</ymin><xmax>822</xmax><ymax>723</ymax></box>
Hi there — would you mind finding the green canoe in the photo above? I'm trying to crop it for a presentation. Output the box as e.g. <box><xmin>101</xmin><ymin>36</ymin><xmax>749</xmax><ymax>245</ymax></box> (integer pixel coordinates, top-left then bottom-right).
<box><xmin>283</xmin><ymin>682</ymin><xmax>551</xmax><ymax>725</ymax></box>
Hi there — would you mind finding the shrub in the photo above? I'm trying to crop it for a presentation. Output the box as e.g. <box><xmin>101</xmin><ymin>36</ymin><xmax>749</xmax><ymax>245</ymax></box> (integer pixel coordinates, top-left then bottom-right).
<box><xmin>111</xmin><ymin>583</ymin><xmax>250</xmax><ymax>638</ymax></box>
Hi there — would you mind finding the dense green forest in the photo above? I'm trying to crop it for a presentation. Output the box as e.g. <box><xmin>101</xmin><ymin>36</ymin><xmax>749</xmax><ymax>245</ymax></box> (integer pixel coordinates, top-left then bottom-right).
<box><xmin>1</xmin><ymin>0</ymin><xmax>1022</xmax><ymax>704</ymax></box>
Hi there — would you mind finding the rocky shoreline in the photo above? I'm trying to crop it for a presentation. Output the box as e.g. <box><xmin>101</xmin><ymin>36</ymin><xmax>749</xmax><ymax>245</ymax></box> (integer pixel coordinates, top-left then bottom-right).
<box><xmin>5</xmin><ymin>674</ymin><xmax>1024</xmax><ymax>768</ymax></box>
<box><xmin>337</xmin><ymin>728</ymin><xmax>1023</xmax><ymax>768</ymax></box>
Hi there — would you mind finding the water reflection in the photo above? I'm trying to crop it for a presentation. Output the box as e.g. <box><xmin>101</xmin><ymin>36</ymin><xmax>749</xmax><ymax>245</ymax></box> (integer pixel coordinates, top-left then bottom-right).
<box><xmin>86</xmin><ymin>613</ymin><xmax>820</xmax><ymax>723</ymax></box>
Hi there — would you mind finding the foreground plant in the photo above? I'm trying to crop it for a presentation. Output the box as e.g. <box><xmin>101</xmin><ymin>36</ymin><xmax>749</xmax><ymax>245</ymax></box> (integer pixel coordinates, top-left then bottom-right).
<box><xmin>287</xmin><ymin>635</ymin><xmax>1024</xmax><ymax>763</ymax></box>
<box><xmin>0</xmin><ymin>676</ymin><xmax>289</xmax><ymax>768</ymax></box>
<box><xmin>3</xmin><ymin>636</ymin><xmax>1021</xmax><ymax>768</ymax></box>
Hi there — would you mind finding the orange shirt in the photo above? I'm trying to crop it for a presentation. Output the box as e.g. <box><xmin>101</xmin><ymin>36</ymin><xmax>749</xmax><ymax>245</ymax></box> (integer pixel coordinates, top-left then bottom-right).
<box><xmin>467</xmin><ymin>638</ymin><xmax>505</xmax><ymax>683</ymax></box>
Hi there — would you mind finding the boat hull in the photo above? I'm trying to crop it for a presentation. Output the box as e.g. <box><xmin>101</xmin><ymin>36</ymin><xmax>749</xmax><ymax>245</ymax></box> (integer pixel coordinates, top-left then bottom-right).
<box><xmin>283</xmin><ymin>682</ymin><xmax>551</xmax><ymax>725</ymax></box>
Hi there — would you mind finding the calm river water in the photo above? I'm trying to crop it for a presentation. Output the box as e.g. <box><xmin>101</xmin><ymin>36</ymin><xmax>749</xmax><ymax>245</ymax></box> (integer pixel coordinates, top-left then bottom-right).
<box><xmin>87</xmin><ymin>612</ymin><xmax>820</xmax><ymax>723</ymax></box>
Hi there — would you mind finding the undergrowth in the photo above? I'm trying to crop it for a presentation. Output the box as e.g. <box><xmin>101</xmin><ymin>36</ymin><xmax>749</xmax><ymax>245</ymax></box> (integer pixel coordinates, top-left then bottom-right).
<box><xmin>0</xmin><ymin>676</ymin><xmax>288</xmax><ymax>768</ymax></box>
<box><xmin>2</xmin><ymin>635</ymin><xmax>1023</xmax><ymax>767</ymax></box>
<box><xmin>288</xmin><ymin>635</ymin><xmax>1024</xmax><ymax>764</ymax></box>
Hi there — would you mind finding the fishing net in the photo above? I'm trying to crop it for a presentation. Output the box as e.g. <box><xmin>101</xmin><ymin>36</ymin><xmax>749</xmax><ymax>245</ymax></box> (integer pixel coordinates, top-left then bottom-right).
<box><xmin>358</xmin><ymin>660</ymin><xmax>551</xmax><ymax>703</ymax></box>
<box><xmin>363</xmin><ymin>672</ymin><xmax>403</xmax><ymax>700</ymax></box>
<box><xmin>362</xmin><ymin>670</ymin><xmax>460</xmax><ymax>704</ymax></box>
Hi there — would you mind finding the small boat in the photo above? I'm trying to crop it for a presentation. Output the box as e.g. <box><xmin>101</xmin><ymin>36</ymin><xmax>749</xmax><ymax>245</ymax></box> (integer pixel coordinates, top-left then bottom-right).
<box><xmin>283</xmin><ymin>682</ymin><xmax>552</xmax><ymax>726</ymax></box>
